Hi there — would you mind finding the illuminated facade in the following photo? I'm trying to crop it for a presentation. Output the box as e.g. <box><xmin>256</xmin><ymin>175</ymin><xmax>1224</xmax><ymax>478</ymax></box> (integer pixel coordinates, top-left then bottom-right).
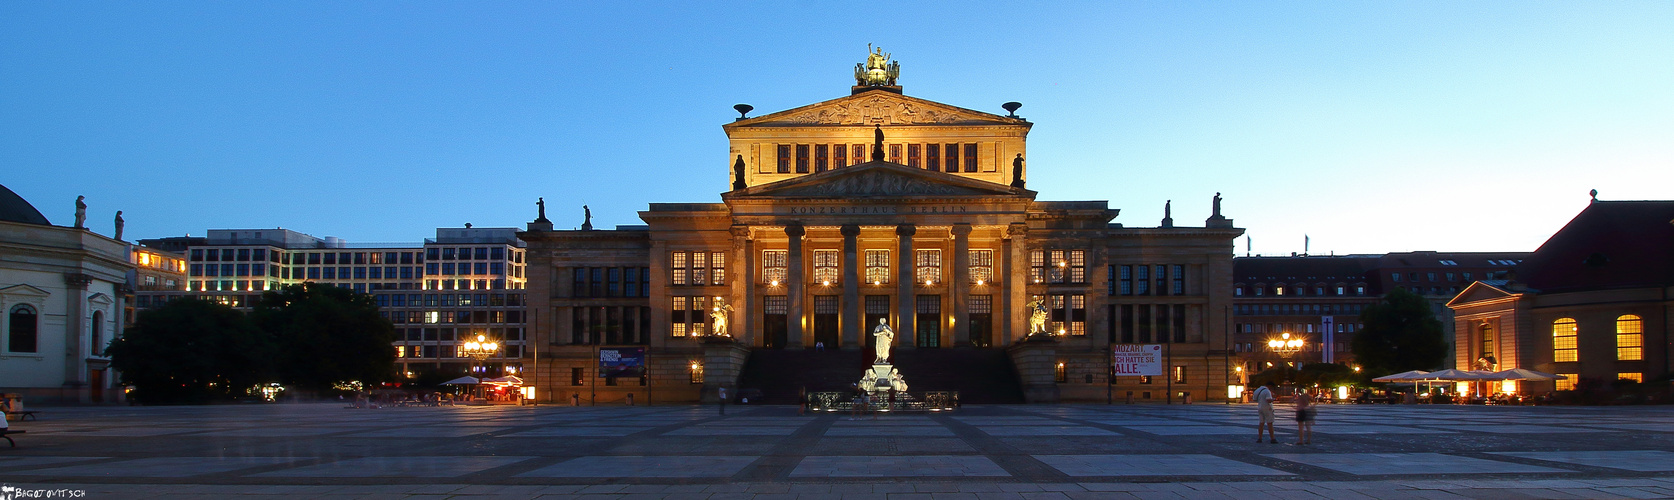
<box><xmin>1448</xmin><ymin>200</ymin><xmax>1674</xmax><ymax>394</ymax></box>
<box><xmin>521</xmin><ymin>53</ymin><xmax>1246</xmax><ymax>404</ymax></box>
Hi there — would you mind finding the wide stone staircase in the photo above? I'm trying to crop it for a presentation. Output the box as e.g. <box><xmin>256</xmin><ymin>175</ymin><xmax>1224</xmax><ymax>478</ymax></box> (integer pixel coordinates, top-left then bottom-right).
<box><xmin>735</xmin><ymin>347</ymin><xmax>1025</xmax><ymax>405</ymax></box>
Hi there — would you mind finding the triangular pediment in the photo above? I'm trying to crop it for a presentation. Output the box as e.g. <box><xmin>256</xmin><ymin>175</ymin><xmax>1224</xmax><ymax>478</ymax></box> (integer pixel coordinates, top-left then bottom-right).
<box><xmin>727</xmin><ymin>90</ymin><xmax>1027</xmax><ymax>128</ymax></box>
<box><xmin>1446</xmin><ymin>281</ymin><xmax>1518</xmax><ymax>308</ymax></box>
<box><xmin>0</xmin><ymin>284</ymin><xmax>51</xmax><ymax>298</ymax></box>
<box><xmin>727</xmin><ymin>161</ymin><xmax>1032</xmax><ymax>199</ymax></box>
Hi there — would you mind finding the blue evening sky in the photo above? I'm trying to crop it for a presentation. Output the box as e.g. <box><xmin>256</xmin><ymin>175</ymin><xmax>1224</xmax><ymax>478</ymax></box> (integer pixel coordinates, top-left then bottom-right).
<box><xmin>2</xmin><ymin>2</ymin><xmax>1669</xmax><ymax>254</ymax></box>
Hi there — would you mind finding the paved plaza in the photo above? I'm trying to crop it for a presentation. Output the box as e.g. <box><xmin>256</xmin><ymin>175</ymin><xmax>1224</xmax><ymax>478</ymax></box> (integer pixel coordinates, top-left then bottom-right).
<box><xmin>5</xmin><ymin>403</ymin><xmax>1674</xmax><ymax>498</ymax></box>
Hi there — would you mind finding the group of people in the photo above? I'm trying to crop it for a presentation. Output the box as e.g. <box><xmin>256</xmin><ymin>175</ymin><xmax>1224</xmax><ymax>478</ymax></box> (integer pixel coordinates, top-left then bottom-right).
<box><xmin>1253</xmin><ymin>381</ymin><xmax>1315</xmax><ymax>445</ymax></box>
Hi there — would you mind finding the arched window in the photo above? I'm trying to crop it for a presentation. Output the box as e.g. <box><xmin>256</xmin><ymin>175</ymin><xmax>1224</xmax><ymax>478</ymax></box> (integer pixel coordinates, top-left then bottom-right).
<box><xmin>1617</xmin><ymin>315</ymin><xmax>1643</xmax><ymax>361</ymax></box>
<box><xmin>91</xmin><ymin>310</ymin><xmax>104</xmax><ymax>356</ymax></box>
<box><xmin>8</xmin><ymin>304</ymin><xmax>38</xmax><ymax>353</ymax></box>
<box><xmin>1552</xmin><ymin>318</ymin><xmax>1578</xmax><ymax>362</ymax></box>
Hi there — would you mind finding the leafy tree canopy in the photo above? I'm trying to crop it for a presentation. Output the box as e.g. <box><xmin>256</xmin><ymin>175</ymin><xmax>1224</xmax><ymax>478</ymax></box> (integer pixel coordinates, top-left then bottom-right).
<box><xmin>106</xmin><ymin>298</ymin><xmax>275</xmax><ymax>404</ymax></box>
<box><xmin>1350</xmin><ymin>287</ymin><xmax>1448</xmax><ymax>377</ymax></box>
<box><xmin>253</xmin><ymin>283</ymin><xmax>398</xmax><ymax>393</ymax></box>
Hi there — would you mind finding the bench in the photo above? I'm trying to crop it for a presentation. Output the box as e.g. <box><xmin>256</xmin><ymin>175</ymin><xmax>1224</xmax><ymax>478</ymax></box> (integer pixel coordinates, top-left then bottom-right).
<box><xmin>0</xmin><ymin>429</ymin><xmax>24</xmax><ymax>447</ymax></box>
<box><xmin>5</xmin><ymin>411</ymin><xmax>38</xmax><ymax>421</ymax></box>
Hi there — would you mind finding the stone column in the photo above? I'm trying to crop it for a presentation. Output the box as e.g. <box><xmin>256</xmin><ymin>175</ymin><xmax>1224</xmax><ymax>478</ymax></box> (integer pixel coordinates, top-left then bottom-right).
<box><xmin>64</xmin><ymin>273</ymin><xmax>91</xmax><ymax>391</ymax></box>
<box><xmin>840</xmin><ymin>224</ymin><xmax>861</xmax><ymax>349</ymax></box>
<box><xmin>1005</xmin><ymin>223</ymin><xmax>1029</xmax><ymax>347</ymax></box>
<box><xmin>744</xmin><ymin>235</ymin><xmax>758</xmax><ymax>347</ymax></box>
<box><xmin>951</xmin><ymin>224</ymin><xmax>972</xmax><ymax>347</ymax></box>
<box><xmin>1089</xmin><ymin>243</ymin><xmax>1111</xmax><ymax>350</ymax></box>
<box><xmin>730</xmin><ymin>225</ymin><xmax>751</xmax><ymax>344</ymax></box>
<box><xmin>895</xmin><ymin>224</ymin><xmax>916</xmax><ymax>349</ymax></box>
<box><xmin>785</xmin><ymin>224</ymin><xmax>806</xmax><ymax>348</ymax></box>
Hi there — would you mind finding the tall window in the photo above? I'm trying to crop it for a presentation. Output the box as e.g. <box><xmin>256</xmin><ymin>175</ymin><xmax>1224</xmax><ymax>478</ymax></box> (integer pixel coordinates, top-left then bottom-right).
<box><xmin>969</xmin><ymin>249</ymin><xmax>993</xmax><ymax>284</ymax></box>
<box><xmin>815</xmin><ymin>144</ymin><xmax>829</xmax><ymax>172</ymax></box>
<box><xmin>1552</xmin><ymin>318</ymin><xmax>1578</xmax><ymax>362</ymax></box>
<box><xmin>9</xmin><ymin>304</ymin><xmax>37</xmax><ymax>353</ymax></box>
<box><xmin>889</xmin><ymin>144</ymin><xmax>901</xmax><ymax>163</ymax></box>
<box><xmin>813</xmin><ymin>250</ymin><xmax>839</xmax><ymax>285</ymax></box>
<box><xmin>865</xmin><ymin>250</ymin><xmax>890</xmax><ymax>284</ymax></box>
<box><xmin>795</xmin><ymin>144</ymin><xmax>810</xmax><ymax>173</ymax></box>
<box><xmin>1479</xmin><ymin>323</ymin><xmax>1494</xmax><ymax>360</ymax></box>
<box><xmin>671</xmin><ymin>297</ymin><xmax>687</xmax><ymax>336</ymax></box>
<box><xmin>916</xmin><ymin>295</ymin><xmax>940</xmax><ymax>347</ymax></box>
<box><xmin>1134</xmin><ymin>265</ymin><xmax>1150</xmax><ymax>295</ymax></box>
<box><xmin>1171</xmin><ymin>265</ymin><xmax>1184</xmax><ymax>294</ymax></box>
<box><xmin>776</xmin><ymin>145</ymin><xmax>791</xmax><ymax>173</ymax></box>
<box><xmin>944</xmin><ymin>143</ymin><xmax>959</xmax><ymax>171</ymax></box>
<box><xmin>907</xmin><ymin>143</ymin><xmax>922</xmax><ymax>168</ymax></box>
<box><xmin>834</xmin><ymin>143</ymin><xmax>847</xmax><ymax>167</ymax></box>
<box><xmin>710</xmin><ymin>253</ymin><xmax>726</xmax><ymax>285</ymax></box>
<box><xmin>1069</xmin><ymin>250</ymin><xmax>1085</xmax><ymax>284</ymax></box>
<box><xmin>691</xmin><ymin>252</ymin><xmax>708</xmax><ymax>286</ymax></box>
<box><xmin>915</xmin><ymin>249</ymin><xmax>942</xmax><ymax>284</ymax></box>
<box><xmin>964</xmin><ymin>143</ymin><xmax>978</xmax><ymax>172</ymax></box>
<box><xmin>852</xmin><ymin>144</ymin><xmax>865</xmax><ymax>165</ymax></box>
<box><xmin>672</xmin><ymin>252</ymin><xmax>688</xmax><ymax>285</ymax></box>
<box><xmin>1617</xmin><ymin>314</ymin><xmax>1644</xmax><ymax>361</ymax></box>
<box><xmin>926</xmin><ymin>143</ymin><xmax>940</xmax><ymax>171</ymax></box>
<box><xmin>90</xmin><ymin>310</ymin><xmax>104</xmax><ymax>356</ymax></box>
<box><xmin>1029</xmin><ymin>250</ymin><xmax>1045</xmax><ymax>283</ymax></box>
<box><xmin>762</xmin><ymin>250</ymin><xmax>788</xmax><ymax>285</ymax></box>
<box><xmin>1119</xmin><ymin>265</ymin><xmax>1133</xmax><ymax>295</ymax></box>
<box><xmin>1048</xmin><ymin>250</ymin><xmax>1066</xmax><ymax>283</ymax></box>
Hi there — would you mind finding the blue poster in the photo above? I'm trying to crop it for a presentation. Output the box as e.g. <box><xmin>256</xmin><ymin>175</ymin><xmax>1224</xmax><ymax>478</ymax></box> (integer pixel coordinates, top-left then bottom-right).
<box><xmin>600</xmin><ymin>347</ymin><xmax>645</xmax><ymax>378</ymax></box>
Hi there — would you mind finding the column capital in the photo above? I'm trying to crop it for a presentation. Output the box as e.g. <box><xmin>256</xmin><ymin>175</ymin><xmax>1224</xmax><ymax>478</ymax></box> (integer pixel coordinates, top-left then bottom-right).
<box><xmin>785</xmin><ymin>224</ymin><xmax>806</xmax><ymax>238</ymax></box>
<box><xmin>840</xmin><ymin>224</ymin><xmax>862</xmax><ymax>237</ymax></box>
<box><xmin>951</xmin><ymin>223</ymin><xmax>973</xmax><ymax>237</ymax></box>
<box><xmin>1006</xmin><ymin>223</ymin><xmax>1029</xmax><ymax>238</ymax></box>
<box><xmin>730</xmin><ymin>224</ymin><xmax>751</xmax><ymax>238</ymax></box>
<box><xmin>895</xmin><ymin>223</ymin><xmax>917</xmax><ymax>237</ymax></box>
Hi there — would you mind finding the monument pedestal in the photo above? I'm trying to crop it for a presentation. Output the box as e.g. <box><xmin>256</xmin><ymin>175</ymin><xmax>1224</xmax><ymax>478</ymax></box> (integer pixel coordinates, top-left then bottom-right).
<box><xmin>1007</xmin><ymin>337</ymin><xmax>1060</xmax><ymax>403</ymax></box>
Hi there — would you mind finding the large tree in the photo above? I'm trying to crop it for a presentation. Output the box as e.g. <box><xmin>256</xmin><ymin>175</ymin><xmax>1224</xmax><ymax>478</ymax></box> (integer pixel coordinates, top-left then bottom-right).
<box><xmin>1351</xmin><ymin>287</ymin><xmax>1449</xmax><ymax>376</ymax></box>
<box><xmin>254</xmin><ymin>283</ymin><xmax>397</xmax><ymax>393</ymax></box>
<box><xmin>106</xmin><ymin>298</ymin><xmax>275</xmax><ymax>404</ymax></box>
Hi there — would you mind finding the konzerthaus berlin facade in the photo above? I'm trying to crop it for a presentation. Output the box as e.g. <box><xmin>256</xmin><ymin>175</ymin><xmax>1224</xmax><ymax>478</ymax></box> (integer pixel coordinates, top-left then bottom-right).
<box><xmin>520</xmin><ymin>54</ymin><xmax>1245</xmax><ymax>404</ymax></box>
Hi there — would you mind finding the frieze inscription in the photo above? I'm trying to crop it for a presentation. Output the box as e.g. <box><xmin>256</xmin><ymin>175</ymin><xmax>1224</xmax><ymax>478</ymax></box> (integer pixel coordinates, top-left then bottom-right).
<box><xmin>783</xmin><ymin>206</ymin><xmax>970</xmax><ymax>215</ymax></box>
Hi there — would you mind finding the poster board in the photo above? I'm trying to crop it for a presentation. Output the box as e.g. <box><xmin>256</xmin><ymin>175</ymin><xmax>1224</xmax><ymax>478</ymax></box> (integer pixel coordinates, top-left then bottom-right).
<box><xmin>1111</xmin><ymin>344</ymin><xmax>1163</xmax><ymax>376</ymax></box>
<box><xmin>599</xmin><ymin>347</ymin><xmax>646</xmax><ymax>378</ymax></box>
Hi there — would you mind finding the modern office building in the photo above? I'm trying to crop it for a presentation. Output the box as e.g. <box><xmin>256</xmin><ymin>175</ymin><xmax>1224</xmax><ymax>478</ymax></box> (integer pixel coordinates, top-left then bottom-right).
<box><xmin>519</xmin><ymin>51</ymin><xmax>1246</xmax><ymax>405</ymax></box>
<box><xmin>1449</xmin><ymin>199</ymin><xmax>1674</xmax><ymax>393</ymax></box>
<box><xmin>0</xmin><ymin>184</ymin><xmax>131</xmax><ymax>403</ymax></box>
<box><xmin>126</xmin><ymin>244</ymin><xmax>188</xmax><ymax>324</ymax></box>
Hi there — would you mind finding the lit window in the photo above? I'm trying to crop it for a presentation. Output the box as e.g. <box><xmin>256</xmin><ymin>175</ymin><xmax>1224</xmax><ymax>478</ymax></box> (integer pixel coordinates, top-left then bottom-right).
<box><xmin>1556</xmin><ymin>373</ymin><xmax>1577</xmax><ymax>391</ymax></box>
<box><xmin>969</xmin><ymin>249</ymin><xmax>993</xmax><ymax>284</ymax></box>
<box><xmin>691</xmin><ymin>252</ymin><xmax>707</xmax><ymax>285</ymax></box>
<box><xmin>1069</xmin><ymin>250</ymin><xmax>1086</xmax><ymax>284</ymax></box>
<box><xmin>1029</xmin><ymin>250</ymin><xmax>1045</xmax><ymax>283</ymax></box>
<box><xmin>710</xmin><ymin>252</ymin><xmax>726</xmax><ymax>285</ymax></box>
<box><xmin>1618</xmin><ymin>373</ymin><xmax>1643</xmax><ymax>383</ymax></box>
<box><xmin>813</xmin><ymin>250</ymin><xmax>839</xmax><ymax>285</ymax></box>
<box><xmin>1552</xmin><ymin>318</ymin><xmax>1578</xmax><ymax>362</ymax></box>
<box><xmin>865</xmin><ymin>249</ymin><xmax>890</xmax><ymax>284</ymax></box>
<box><xmin>762</xmin><ymin>250</ymin><xmax>787</xmax><ymax>284</ymax></box>
<box><xmin>1617</xmin><ymin>315</ymin><xmax>1644</xmax><ymax>361</ymax></box>
<box><xmin>915</xmin><ymin>249</ymin><xmax>942</xmax><ymax>284</ymax></box>
<box><xmin>671</xmin><ymin>296</ymin><xmax>688</xmax><ymax>337</ymax></box>
<box><xmin>671</xmin><ymin>251</ymin><xmax>687</xmax><ymax>285</ymax></box>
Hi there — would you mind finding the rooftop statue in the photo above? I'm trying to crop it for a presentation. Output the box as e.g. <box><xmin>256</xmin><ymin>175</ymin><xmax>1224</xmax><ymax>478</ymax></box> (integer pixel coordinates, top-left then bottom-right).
<box><xmin>74</xmin><ymin>195</ymin><xmax>86</xmax><ymax>229</ymax></box>
<box><xmin>581</xmin><ymin>205</ymin><xmax>593</xmax><ymax>231</ymax></box>
<box><xmin>114</xmin><ymin>210</ymin><xmax>125</xmax><ymax>241</ymax></box>
<box><xmin>732</xmin><ymin>155</ymin><xmax>747</xmax><ymax>191</ymax></box>
<box><xmin>854</xmin><ymin>44</ymin><xmax>900</xmax><ymax>87</ymax></box>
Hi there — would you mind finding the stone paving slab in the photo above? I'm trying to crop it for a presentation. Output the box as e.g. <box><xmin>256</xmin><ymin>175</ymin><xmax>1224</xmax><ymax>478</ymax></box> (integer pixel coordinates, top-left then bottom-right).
<box><xmin>789</xmin><ymin>455</ymin><xmax>1010</xmax><ymax>477</ymax></box>
<box><xmin>1490</xmin><ymin>450</ymin><xmax>1674</xmax><ymax>472</ymax></box>
<box><xmin>517</xmin><ymin>456</ymin><xmax>761</xmax><ymax>477</ymax></box>
<box><xmin>17</xmin><ymin>457</ymin><xmax>306</xmax><ymax>477</ymax></box>
<box><xmin>1263</xmin><ymin>452</ymin><xmax>1570</xmax><ymax>475</ymax></box>
<box><xmin>1119</xmin><ymin>425</ymin><xmax>1255</xmax><ymax>435</ymax></box>
<box><xmin>977</xmin><ymin>425</ymin><xmax>1121</xmax><ymax>436</ymax></box>
<box><xmin>1034</xmin><ymin>454</ymin><xmax>1292</xmax><ymax>477</ymax></box>
<box><xmin>823</xmin><ymin>426</ymin><xmax>956</xmax><ymax>437</ymax></box>
<box><xmin>497</xmin><ymin>426</ymin><xmax>650</xmax><ymax>437</ymax></box>
<box><xmin>252</xmin><ymin>455</ymin><xmax>533</xmax><ymax>477</ymax></box>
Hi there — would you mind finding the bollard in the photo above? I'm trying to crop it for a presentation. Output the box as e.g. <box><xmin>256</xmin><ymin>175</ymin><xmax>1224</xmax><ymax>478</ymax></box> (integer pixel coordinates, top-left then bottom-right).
<box><xmin>1125</xmin><ymin>391</ymin><xmax>1134</xmax><ymax>404</ymax></box>
<box><xmin>571</xmin><ymin>393</ymin><xmax>580</xmax><ymax>406</ymax></box>
<box><xmin>627</xmin><ymin>393</ymin><xmax>634</xmax><ymax>406</ymax></box>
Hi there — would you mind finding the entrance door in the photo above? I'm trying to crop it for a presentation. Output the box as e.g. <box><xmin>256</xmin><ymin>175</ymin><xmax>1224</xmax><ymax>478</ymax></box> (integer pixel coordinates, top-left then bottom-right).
<box><xmin>864</xmin><ymin>296</ymin><xmax>890</xmax><ymax>353</ymax></box>
<box><xmin>763</xmin><ymin>295</ymin><xmax>788</xmax><ymax>349</ymax></box>
<box><xmin>916</xmin><ymin>295</ymin><xmax>941</xmax><ymax>348</ymax></box>
<box><xmin>90</xmin><ymin>368</ymin><xmax>105</xmax><ymax>403</ymax></box>
<box><xmin>814</xmin><ymin>296</ymin><xmax>839</xmax><ymax>349</ymax></box>
<box><xmin>969</xmin><ymin>295</ymin><xmax>993</xmax><ymax>347</ymax></box>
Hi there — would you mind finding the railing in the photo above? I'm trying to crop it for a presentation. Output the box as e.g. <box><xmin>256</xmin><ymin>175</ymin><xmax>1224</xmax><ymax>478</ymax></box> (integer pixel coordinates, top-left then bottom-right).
<box><xmin>807</xmin><ymin>391</ymin><xmax>959</xmax><ymax>413</ymax></box>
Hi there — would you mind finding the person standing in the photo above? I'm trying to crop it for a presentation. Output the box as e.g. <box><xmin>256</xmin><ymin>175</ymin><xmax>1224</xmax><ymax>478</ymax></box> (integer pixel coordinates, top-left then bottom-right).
<box><xmin>1294</xmin><ymin>392</ymin><xmax>1314</xmax><ymax>445</ymax></box>
<box><xmin>1254</xmin><ymin>382</ymin><xmax>1277</xmax><ymax>444</ymax></box>
<box><xmin>718</xmin><ymin>387</ymin><xmax>728</xmax><ymax>415</ymax></box>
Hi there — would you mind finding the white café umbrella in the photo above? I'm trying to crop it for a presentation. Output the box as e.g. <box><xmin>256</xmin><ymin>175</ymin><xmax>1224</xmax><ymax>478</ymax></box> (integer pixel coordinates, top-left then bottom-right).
<box><xmin>440</xmin><ymin>376</ymin><xmax>481</xmax><ymax>385</ymax></box>
<box><xmin>1372</xmin><ymin>370</ymin><xmax>1432</xmax><ymax>382</ymax></box>
<box><xmin>1423</xmin><ymin>369</ymin><xmax>1495</xmax><ymax>381</ymax></box>
<box><xmin>1488</xmin><ymin>368</ymin><xmax>1563</xmax><ymax>381</ymax></box>
<box><xmin>481</xmin><ymin>376</ymin><xmax>524</xmax><ymax>386</ymax></box>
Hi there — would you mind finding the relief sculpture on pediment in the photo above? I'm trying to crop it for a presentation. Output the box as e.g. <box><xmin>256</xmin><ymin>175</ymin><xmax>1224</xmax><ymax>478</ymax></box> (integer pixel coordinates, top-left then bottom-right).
<box><xmin>785</xmin><ymin>95</ymin><xmax>967</xmax><ymax>125</ymax></box>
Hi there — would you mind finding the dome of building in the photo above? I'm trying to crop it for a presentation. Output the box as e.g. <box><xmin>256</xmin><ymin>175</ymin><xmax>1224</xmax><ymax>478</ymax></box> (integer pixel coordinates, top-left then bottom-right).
<box><xmin>0</xmin><ymin>183</ymin><xmax>52</xmax><ymax>226</ymax></box>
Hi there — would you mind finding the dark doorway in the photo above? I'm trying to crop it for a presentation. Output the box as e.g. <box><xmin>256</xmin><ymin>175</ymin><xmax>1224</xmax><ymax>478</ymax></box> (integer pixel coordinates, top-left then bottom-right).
<box><xmin>864</xmin><ymin>296</ymin><xmax>890</xmax><ymax>352</ymax></box>
<box><xmin>763</xmin><ymin>295</ymin><xmax>788</xmax><ymax>349</ymax></box>
<box><xmin>814</xmin><ymin>296</ymin><xmax>839</xmax><ymax>349</ymax></box>
<box><xmin>969</xmin><ymin>295</ymin><xmax>993</xmax><ymax>347</ymax></box>
<box><xmin>916</xmin><ymin>295</ymin><xmax>941</xmax><ymax>348</ymax></box>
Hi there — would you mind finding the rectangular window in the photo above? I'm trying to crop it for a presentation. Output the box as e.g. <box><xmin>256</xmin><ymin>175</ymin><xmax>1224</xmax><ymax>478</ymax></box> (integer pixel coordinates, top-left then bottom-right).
<box><xmin>692</xmin><ymin>252</ymin><xmax>708</xmax><ymax>286</ymax></box>
<box><xmin>1134</xmin><ymin>265</ymin><xmax>1150</xmax><ymax>295</ymax></box>
<box><xmin>1171</xmin><ymin>265</ymin><xmax>1184</xmax><ymax>295</ymax></box>
<box><xmin>710</xmin><ymin>252</ymin><xmax>726</xmax><ymax>285</ymax></box>
<box><xmin>865</xmin><ymin>249</ymin><xmax>890</xmax><ymax>285</ymax></box>
<box><xmin>573</xmin><ymin>267</ymin><xmax>587</xmax><ymax>298</ymax></box>
<box><xmin>1120</xmin><ymin>265</ymin><xmax>1132</xmax><ymax>295</ymax></box>
<box><xmin>1069</xmin><ymin>250</ymin><xmax>1086</xmax><ymax>284</ymax></box>
<box><xmin>853</xmin><ymin>144</ymin><xmax>866</xmax><ymax>165</ymax></box>
<box><xmin>795</xmin><ymin>144</ymin><xmax>810</xmax><ymax>173</ymax></box>
<box><xmin>1553</xmin><ymin>319</ymin><xmax>1578</xmax><ymax>362</ymax></box>
<box><xmin>908</xmin><ymin>143</ymin><xmax>922</xmax><ymax>168</ymax></box>
<box><xmin>813</xmin><ymin>249</ymin><xmax>839</xmax><ymax>285</ymax></box>
<box><xmin>815</xmin><ymin>144</ymin><xmax>828</xmax><ymax>172</ymax></box>
<box><xmin>762</xmin><ymin>250</ymin><xmax>788</xmax><ymax>284</ymax></box>
<box><xmin>889</xmin><ymin>144</ymin><xmax>900</xmax><ymax>163</ymax></box>
<box><xmin>1556</xmin><ymin>373</ymin><xmax>1577</xmax><ymax>391</ymax></box>
<box><xmin>944</xmin><ymin>143</ymin><xmax>959</xmax><ymax>171</ymax></box>
<box><xmin>834</xmin><ymin>143</ymin><xmax>847</xmax><ymax>167</ymax></box>
<box><xmin>915</xmin><ymin>249</ymin><xmax>942</xmax><ymax>285</ymax></box>
<box><xmin>1030</xmin><ymin>250</ymin><xmax>1045</xmax><ymax>283</ymax></box>
<box><xmin>1173</xmin><ymin>365</ymin><xmax>1187</xmax><ymax>384</ymax></box>
<box><xmin>1619</xmin><ymin>373</ymin><xmax>1644</xmax><ymax>383</ymax></box>
<box><xmin>606</xmin><ymin>268</ymin><xmax>621</xmax><ymax>298</ymax></box>
<box><xmin>964</xmin><ymin>143</ymin><xmax>978</xmax><ymax>172</ymax></box>
<box><xmin>1618</xmin><ymin>318</ymin><xmax>1644</xmax><ymax>361</ymax></box>
<box><xmin>969</xmin><ymin>249</ymin><xmax>993</xmax><ymax>284</ymax></box>
<box><xmin>777</xmin><ymin>144</ymin><xmax>791</xmax><ymax>173</ymax></box>
<box><xmin>926</xmin><ymin>143</ymin><xmax>941</xmax><ymax>171</ymax></box>
<box><xmin>1048</xmin><ymin>250</ymin><xmax>1065</xmax><ymax>284</ymax></box>
<box><xmin>1155</xmin><ymin>265</ymin><xmax>1166</xmax><ymax>297</ymax></box>
<box><xmin>671</xmin><ymin>296</ymin><xmax>688</xmax><ymax>337</ymax></box>
<box><xmin>672</xmin><ymin>251</ymin><xmax>688</xmax><ymax>285</ymax></box>
<box><xmin>1070</xmin><ymin>295</ymin><xmax>1086</xmax><ymax>336</ymax></box>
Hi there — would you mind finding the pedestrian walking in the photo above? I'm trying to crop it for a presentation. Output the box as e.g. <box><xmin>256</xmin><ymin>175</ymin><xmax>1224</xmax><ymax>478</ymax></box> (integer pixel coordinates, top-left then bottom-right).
<box><xmin>1293</xmin><ymin>391</ymin><xmax>1315</xmax><ymax>445</ymax></box>
<box><xmin>1254</xmin><ymin>382</ymin><xmax>1277</xmax><ymax>444</ymax></box>
<box><xmin>718</xmin><ymin>387</ymin><xmax>727</xmax><ymax>415</ymax></box>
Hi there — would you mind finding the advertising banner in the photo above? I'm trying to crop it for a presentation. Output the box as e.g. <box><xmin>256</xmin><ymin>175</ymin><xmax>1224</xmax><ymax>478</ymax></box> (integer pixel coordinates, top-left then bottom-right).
<box><xmin>1111</xmin><ymin>344</ymin><xmax>1163</xmax><ymax>376</ymax></box>
<box><xmin>599</xmin><ymin>347</ymin><xmax>646</xmax><ymax>378</ymax></box>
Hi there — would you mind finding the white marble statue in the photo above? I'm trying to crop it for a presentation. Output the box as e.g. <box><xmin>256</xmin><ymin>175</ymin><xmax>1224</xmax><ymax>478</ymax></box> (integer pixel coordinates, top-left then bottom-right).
<box><xmin>889</xmin><ymin>369</ymin><xmax>908</xmax><ymax>392</ymax></box>
<box><xmin>1027</xmin><ymin>296</ymin><xmax>1049</xmax><ymax>335</ymax></box>
<box><xmin>872</xmin><ymin>318</ymin><xmax>895</xmax><ymax>363</ymax></box>
<box><xmin>710</xmin><ymin>297</ymin><xmax>733</xmax><ymax>337</ymax></box>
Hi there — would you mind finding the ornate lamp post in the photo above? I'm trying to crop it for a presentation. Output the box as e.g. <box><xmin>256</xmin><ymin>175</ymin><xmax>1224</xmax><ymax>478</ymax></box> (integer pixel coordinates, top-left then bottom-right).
<box><xmin>1266</xmin><ymin>332</ymin><xmax>1306</xmax><ymax>362</ymax></box>
<box><xmin>460</xmin><ymin>333</ymin><xmax>499</xmax><ymax>400</ymax></box>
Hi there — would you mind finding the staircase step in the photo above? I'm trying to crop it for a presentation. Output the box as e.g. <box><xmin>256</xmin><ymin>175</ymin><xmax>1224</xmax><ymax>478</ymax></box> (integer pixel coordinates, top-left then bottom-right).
<box><xmin>736</xmin><ymin>348</ymin><xmax>1025</xmax><ymax>405</ymax></box>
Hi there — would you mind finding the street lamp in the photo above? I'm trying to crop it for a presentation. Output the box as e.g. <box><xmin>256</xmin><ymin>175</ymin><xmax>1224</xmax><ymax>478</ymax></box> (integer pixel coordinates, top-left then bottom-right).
<box><xmin>1267</xmin><ymin>332</ymin><xmax>1305</xmax><ymax>357</ymax></box>
<box><xmin>460</xmin><ymin>333</ymin><xmax>500</xmax><ymax>400</ymax></box>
